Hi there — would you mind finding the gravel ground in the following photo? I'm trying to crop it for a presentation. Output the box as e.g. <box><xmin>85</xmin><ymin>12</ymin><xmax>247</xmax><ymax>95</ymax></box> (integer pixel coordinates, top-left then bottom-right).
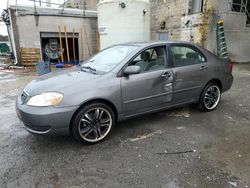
<box><xmin>0</xmin><ymin>63</ymin><xmax>249</xmax><ymax>188</ymax></box>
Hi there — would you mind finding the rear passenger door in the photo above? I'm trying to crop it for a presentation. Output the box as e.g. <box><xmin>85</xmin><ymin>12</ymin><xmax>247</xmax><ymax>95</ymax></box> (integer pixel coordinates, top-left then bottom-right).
<box><xmin>169</xmin><ymin>44</ymin><xmax>209</xmax><ymax>104</ymax></box>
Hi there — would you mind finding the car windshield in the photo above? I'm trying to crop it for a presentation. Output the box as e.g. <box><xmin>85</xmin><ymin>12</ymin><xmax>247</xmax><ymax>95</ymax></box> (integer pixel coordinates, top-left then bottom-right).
<box><xmin>81</xmin><ymin>45</ymin><xmax>137</xmax><ymax>73</ymax></box>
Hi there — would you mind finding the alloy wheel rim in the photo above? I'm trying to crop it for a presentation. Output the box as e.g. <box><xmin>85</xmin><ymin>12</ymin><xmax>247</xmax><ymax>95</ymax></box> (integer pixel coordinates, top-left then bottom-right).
<box><xmin>204</xmin><ymin>85</ymin><xmax>221</xmax><ymax>110</ymax></box>
<box><xmin>78</xmin><ymin>107</ymin><xmax>112</xmax><ymax>142</ymax></box>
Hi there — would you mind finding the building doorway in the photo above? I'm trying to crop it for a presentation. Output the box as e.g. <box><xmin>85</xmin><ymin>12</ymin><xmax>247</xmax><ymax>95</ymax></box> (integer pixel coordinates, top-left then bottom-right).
<box><xmin>40</xmin><ymin>32</ymin><xmax>79</xmax><ymax>63</ymax></box>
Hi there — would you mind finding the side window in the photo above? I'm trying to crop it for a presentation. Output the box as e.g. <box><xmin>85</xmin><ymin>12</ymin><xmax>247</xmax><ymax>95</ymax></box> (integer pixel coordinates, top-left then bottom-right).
<box><xmin>129</xmin><ymin>46</ymin><xmax>167</xmax><ymax>73</ymax></box>
<box><xmin>171</xmin><ymin>45</ymin><xmax>205</xmax><ymax>67</ymax></box>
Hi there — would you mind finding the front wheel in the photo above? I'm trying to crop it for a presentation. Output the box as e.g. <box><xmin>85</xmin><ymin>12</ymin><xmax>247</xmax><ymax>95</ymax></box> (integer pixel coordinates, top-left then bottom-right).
<box><xmin>198</xmin><ymin>83</ymin><xmax>221</xmax><ymax>111</ymax></box>
<box><xmin>72</xmin><ymin>103</ymin><xmax>115</xmax><ymax>144</ymax></box>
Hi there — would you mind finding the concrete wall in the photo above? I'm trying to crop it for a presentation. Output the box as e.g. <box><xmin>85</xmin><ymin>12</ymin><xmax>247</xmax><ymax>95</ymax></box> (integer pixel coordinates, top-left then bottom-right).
<box><xmin>10</xmin><ymin>10</ymin><xmax>98</xmax><ymax>64</ymax></box>
<box><xmin>150</xmin><ymin>0</ymin><xmax>250</xmax><ymax>63</ymax></box>
<box><xmin>207</xmin><ymin>0</ymin><xmax>250</xmax><ymax>62</ymax></box>
<box><xmin>65</xmin><ymin>0</ymin><xmax>98</xmax><ymax>10</ymax></box>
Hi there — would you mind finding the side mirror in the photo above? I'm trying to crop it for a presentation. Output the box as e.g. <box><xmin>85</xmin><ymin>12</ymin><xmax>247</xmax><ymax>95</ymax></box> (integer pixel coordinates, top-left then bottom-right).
<box><xmin>199</xmin><ymin>56</ymin><xmax>207</xmax><ymax>63</ymax></box>
<box><xmin>123</xmin><ymin>65</ymin><xmax>140</xmax><ymax>75</ymax></box>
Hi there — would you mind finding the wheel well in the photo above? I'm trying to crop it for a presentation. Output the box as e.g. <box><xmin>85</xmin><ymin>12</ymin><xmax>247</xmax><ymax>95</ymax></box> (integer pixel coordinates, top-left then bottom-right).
<box><xmin>207</xmin><ymin>79</ymin><xmax>222</xmax><ymax>90</ymax></box>
<box><xmin>69</xmin><ymin>99</ymin><xmax>118</xmax><ymax>135</ymax></box>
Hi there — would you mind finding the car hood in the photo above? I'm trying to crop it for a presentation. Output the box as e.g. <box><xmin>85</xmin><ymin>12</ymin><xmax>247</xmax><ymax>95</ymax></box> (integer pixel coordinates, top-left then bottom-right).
<box><xmin>24</xmin><ymin>66</ymin><xmax>101</xmax><ymax>96</ymax></box>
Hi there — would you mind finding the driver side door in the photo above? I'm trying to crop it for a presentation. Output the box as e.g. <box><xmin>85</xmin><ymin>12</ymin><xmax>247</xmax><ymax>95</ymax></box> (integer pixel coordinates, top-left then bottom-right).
<box><xmin>121</xmin><ymin>45</ymin><xmax>173</xmax><ymax>117</ymax></box>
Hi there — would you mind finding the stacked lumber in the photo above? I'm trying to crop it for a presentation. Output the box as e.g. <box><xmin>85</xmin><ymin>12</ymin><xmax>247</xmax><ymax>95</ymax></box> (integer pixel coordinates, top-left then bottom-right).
<box><xmin>20</xmin><ymin>48</ymin><xmax>41</xmax><ymax>66</ymax></box>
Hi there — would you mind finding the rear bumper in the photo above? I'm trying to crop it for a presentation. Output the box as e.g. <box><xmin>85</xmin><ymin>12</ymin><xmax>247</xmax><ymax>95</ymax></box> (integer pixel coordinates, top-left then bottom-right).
<box><xmin>16</xmin><ymin>96</ymin><xmax>78</xmax><ymax>135</ymax></box>
<box><xmin>222</xmin><ymin>75</ymin><xmax>234</xmax><ymax>93</ymax></box>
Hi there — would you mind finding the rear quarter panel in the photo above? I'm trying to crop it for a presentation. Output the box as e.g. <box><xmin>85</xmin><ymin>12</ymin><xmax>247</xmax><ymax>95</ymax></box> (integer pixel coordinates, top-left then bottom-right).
<box><xmin>200</xmin><ymin>48</ymin><xmax>233</xmax><ymax>92</ymax></box>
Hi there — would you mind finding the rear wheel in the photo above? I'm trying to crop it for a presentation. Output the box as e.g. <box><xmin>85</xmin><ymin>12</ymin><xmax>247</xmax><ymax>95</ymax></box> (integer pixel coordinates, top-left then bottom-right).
<box><xmin>72</xmin><ymin>103</ymin><xmax>115</xmax><ymax>144</ymax></box>
<box><xmin>198</xmin><ymin>82</ymin><xmax>221</xmax><ymax>111</ymax></box>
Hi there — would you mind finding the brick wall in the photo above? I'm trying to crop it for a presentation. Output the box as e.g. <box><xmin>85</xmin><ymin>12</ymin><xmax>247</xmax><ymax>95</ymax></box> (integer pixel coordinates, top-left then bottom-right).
<box><xmin>150</xmin><ymin>0</ymin><xmax>189</xmax><ymax>41</ymax></box>
<box><xmin>150</xmin><ymin>0</ymin><xmax>216</xmax><ymax>48</ymax></box>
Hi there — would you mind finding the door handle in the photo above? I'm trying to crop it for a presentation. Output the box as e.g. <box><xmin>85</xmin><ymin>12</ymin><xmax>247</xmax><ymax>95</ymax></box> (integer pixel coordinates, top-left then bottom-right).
<box><xmin>200</xmin><ymin>66</ymin><xmax>208</xmax><ymax>71</ymax></box>
<box><xmin>161</xmin><ymin>71</ymin><xmax>172</xmax><ymax>78</ymax></box>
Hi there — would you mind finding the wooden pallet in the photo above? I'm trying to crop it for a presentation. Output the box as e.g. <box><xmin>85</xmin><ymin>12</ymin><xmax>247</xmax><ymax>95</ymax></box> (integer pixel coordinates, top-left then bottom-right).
<box><xmin>20</xmin><ymin>48</ymin><xmax>41</xmax><ymax>66</ymax></box>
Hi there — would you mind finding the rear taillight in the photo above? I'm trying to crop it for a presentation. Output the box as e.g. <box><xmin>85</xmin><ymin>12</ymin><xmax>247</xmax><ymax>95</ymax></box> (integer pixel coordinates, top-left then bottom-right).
<box><xmin>229</xmin><ymin>63</ymin><xmax>234</xmax><ymax>70</ymax></box>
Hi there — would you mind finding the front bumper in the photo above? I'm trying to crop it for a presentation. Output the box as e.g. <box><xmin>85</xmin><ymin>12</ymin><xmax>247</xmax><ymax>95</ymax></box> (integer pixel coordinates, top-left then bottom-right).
<box><xmin>16</xmin><ymin>95</ymin><xmax>78</xmax><ymax>135</ymax></box>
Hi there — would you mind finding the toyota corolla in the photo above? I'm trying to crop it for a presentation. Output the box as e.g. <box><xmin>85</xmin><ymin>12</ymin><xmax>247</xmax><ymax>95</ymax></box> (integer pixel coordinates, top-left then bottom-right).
<box><xmin>16</xmin><ymin>41</ymin><xmax>233</xmax><ymax>144</ymax></box>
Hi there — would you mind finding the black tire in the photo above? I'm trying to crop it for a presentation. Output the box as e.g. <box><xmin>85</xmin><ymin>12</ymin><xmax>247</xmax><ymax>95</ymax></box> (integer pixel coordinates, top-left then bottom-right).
<box><xmin>71</xmin><ymin>103</ymin><xmax>115</xmax><ymax>144</ymax></box>
<box><xmin>198</xmin><ymin>82</ymin><xmax>221</xmax><ymax>112</ymax></box>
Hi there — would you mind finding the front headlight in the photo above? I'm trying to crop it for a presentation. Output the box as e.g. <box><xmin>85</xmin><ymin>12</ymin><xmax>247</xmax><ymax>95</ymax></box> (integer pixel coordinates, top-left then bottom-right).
<box><xmin>27</xmin><ymin>92</ymin><xmax>63</xmax><ymax>107</ymax></box>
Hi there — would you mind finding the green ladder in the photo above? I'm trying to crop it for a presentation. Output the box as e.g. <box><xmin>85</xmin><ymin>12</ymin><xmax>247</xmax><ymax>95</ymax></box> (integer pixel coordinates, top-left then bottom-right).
<box><xmin>217</xmin><ymin>20</ymin><xmax>228</xmax><ymax>58</ymax></box>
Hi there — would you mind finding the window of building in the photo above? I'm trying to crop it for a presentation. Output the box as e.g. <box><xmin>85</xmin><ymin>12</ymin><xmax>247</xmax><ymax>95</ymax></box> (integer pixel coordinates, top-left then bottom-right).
<box><xmin>170</xmin><ymin>45</ymin><xmax>206</xmax><ymax>67</ymax></box>
<box><xmin>188</xmin><ymin>0</ymin><xmax>204</xmax><ymax>14</ymax></box>
<box><xmin>129</xmin><ymin>46</ymin><xmax>167</xmax><ymax>73</ymax></box>
<box><xmin>158</xmin><ymin>32</ymin><xmax>169</xmax><ymax>41</ymax></box>
<box><xmin>231</xmin><ymin>0</ymin><xmax>250</xmax><ymax>25</ymax></box>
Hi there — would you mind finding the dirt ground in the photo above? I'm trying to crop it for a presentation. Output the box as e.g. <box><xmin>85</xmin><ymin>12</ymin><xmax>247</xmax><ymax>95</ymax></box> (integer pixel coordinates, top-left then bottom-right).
<box><xmin>0</xmin><ymin>60</ymin><xmax>249</xmax><ymax>188</ymax></box>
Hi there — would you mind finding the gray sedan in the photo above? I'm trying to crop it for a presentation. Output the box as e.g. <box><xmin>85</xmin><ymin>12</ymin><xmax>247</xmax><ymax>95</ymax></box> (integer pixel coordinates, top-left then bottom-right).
<box><xmin>16</xmin><ymin>41</ymin><xmax>233</xmax><ymax>144</ymax></box>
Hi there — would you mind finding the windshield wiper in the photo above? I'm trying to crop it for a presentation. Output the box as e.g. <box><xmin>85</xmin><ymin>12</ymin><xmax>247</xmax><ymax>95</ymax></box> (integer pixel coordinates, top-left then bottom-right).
<box><xmin>81</xmin><ymin>66</ymin><xmax>97</xmax><ymax>73</ymax></box>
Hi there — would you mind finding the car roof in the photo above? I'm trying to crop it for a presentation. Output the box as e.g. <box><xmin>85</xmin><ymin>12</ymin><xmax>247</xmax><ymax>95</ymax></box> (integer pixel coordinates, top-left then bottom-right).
<box><xmin>119</xmin><ymin>40</ymin><xmax>198</xmax><ymax>47</ymax></box>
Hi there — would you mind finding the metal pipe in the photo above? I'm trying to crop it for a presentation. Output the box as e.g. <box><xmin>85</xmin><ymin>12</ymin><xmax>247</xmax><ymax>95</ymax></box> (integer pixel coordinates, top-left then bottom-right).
<box><xmin>33</xmin><ymin>0</ymin><xmax>37</xmax><ymax>14</ymax></box>
<box><xmin>15</xmin><ymin>0</ymin><xmax>18</xmax><ymax>15</ymax></box>
<box><xmin>61</xmin><ymin>0</ymin><xmax>65</xmax><ymax>15</ymax></box>
<box><xmin>27</xmin><ymin>0</ymin><xmax>63</xmax><ymax>6</ymax></box>
<box><xmin>8</xmin><ymin>9</ymin><xmax>18</xmax><ymax>64</ymax></box>
<box><xmin>46</xmin><ymin>0</ymin><xmax>51</xmax><ymax>7</ymax></box>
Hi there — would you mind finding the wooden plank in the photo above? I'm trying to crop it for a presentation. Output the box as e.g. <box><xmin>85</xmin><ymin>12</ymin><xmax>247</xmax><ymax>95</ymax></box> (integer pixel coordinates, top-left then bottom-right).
<box><xmin>22</xmin><ymin>60</ymin><xmax>38</xmax><ymax>63</ymax></box>
<box><xmin>64</xmin><ymin>26</ymin><xmax>70</xmax><ymax>62</ymax></box>
<box><xmin>21</xmin><ymin>57</ymin><xmax>39</xmax><ymax>59</ymax></box>
<box><xmin>20</xmin><ymin>50</ymin><xmax>40</xmax><ymax>53</ymax></box>
<box><xmin>22</xmin><ymin>60</ymin><xmax>39</xmax><ymax>63</ymax></box>
<box><xmin>59</xmin><ymin>25</ymin><xmax>64</xmax><ymax>62</ymax></box>
<box><xmin>21</xmin><ymin>57</ymin><xmax>40</xmax><ymax>59</ymax></box>
<box><xmin>23</xmin><ymin>61</ymin><xmax>36</xmax><ymax>64</ymax></box>
<box><xmin>20</xmin><ymin>51</ymin><xmax>40</xmax><ymax>54</ymax></box>
<box><xmin>20</xmin><ymin>55</ymin><xmax>40</xmax><ymax>57</ymax></box>
<box><xmin>22</xmin><ymin>64</ymin><xmax>36</xmax><ymax>66</ymax></box>
<box><xmin>20</xmin><ymin>49</ymin><xmax>40</xmax><ymax>53</ymax></box>
<box><xmin>21</xmin><ymin>59</ymin><xmax>40</xmax><ymax>62</ymax></box>
<box><xmin>22</xmin><ymin>58</ymin><xmax>40</xmax><ymax>61</ymax></box>
<box><xmin>20</xmin><ymin>52</ymin><xmax>39</xmax><ymax>54</ymax></box>
<box><xmin>20</xmin><ymin>53</ymin><xmax>40</xmax><ymax>56</ymax></box>
<box><xmin>20</xmin><ymin>47</ymin><xmax>41</xmax><ymax>66</ymax></box>
<box><xmin>22</xmin><ymin>63</ymin><xmax>36</xmax><ymax>65</ymax></box>
<box><xmin>21</xmin><ymin>58</ymin><xmax>39</xmax><ymax>61</ymax></box>
<box><xmin>20</xmin><ymin>48</ymin><xmax>39</xmax><ymax>50</ymax></box>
